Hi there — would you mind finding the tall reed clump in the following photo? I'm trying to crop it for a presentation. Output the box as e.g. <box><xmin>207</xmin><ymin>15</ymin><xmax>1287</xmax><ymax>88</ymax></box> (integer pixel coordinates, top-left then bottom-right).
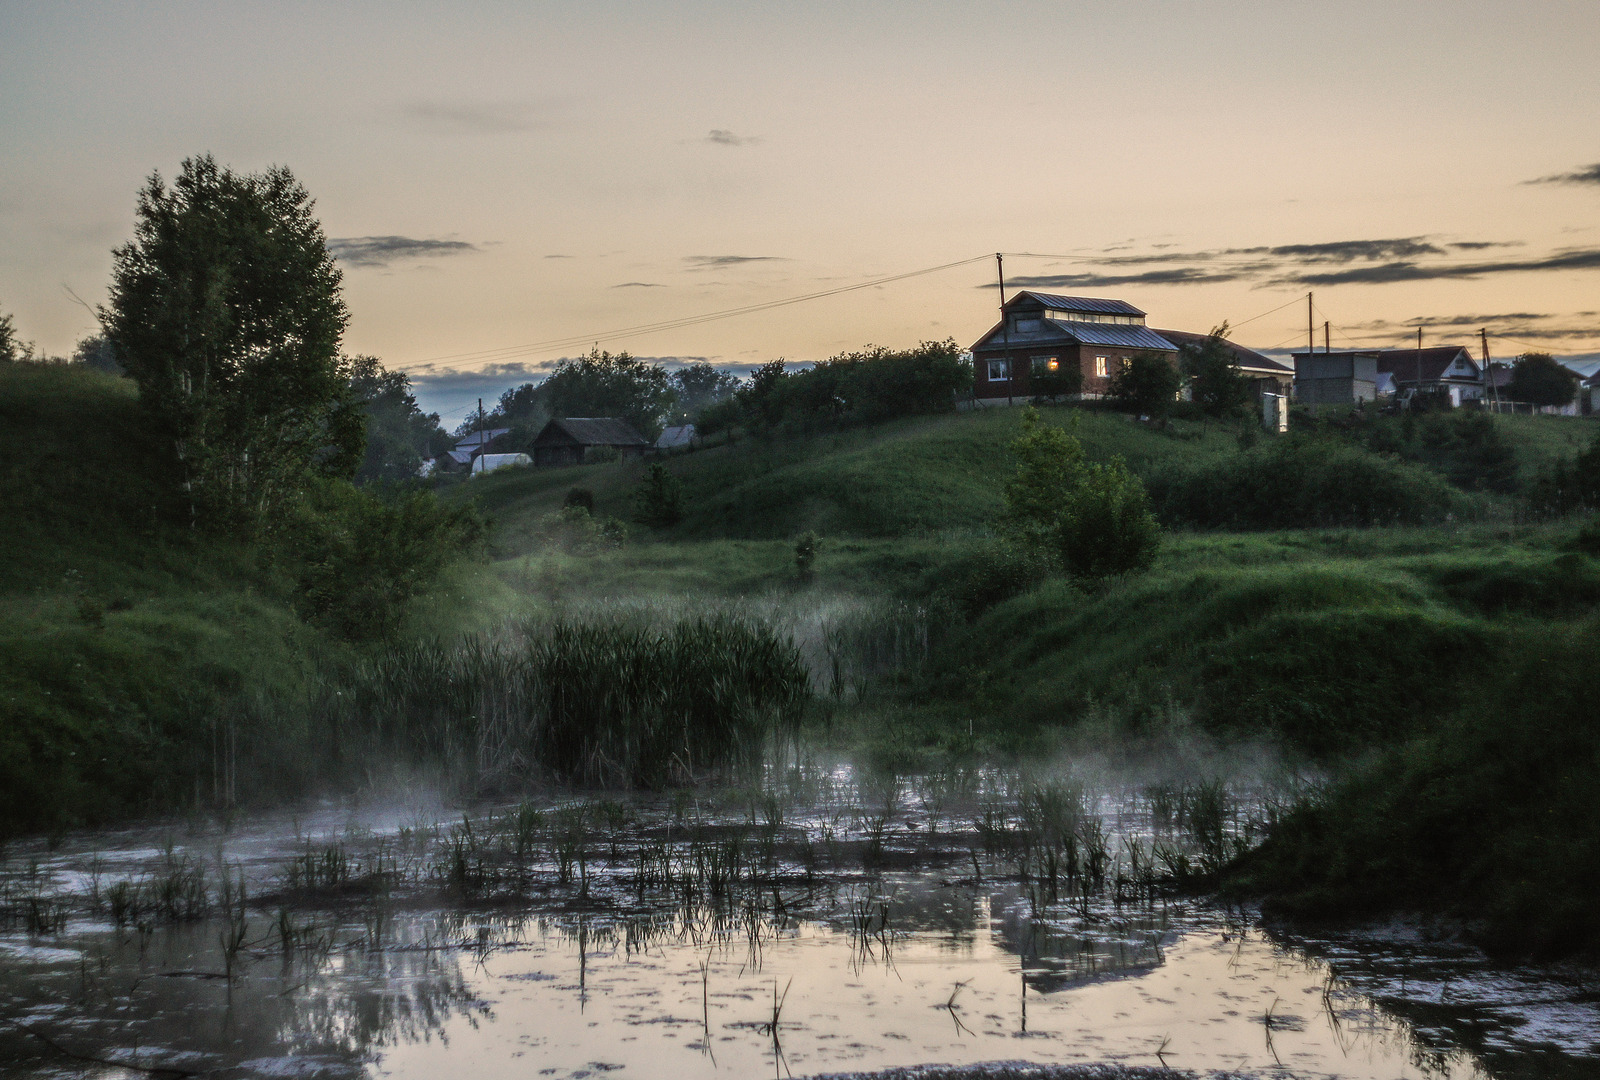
<box><xmin>312</xmin><ymin>614</ymin><xmax>810</xmax><ymax>789</ymax></box>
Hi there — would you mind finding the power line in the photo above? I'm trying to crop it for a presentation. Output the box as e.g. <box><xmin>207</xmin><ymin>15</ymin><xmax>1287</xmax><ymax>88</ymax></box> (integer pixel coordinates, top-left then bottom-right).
<box><xmin>408</xmin><ymin>254</ymin><xmax>993</xmax><ymax>370</ymax></box>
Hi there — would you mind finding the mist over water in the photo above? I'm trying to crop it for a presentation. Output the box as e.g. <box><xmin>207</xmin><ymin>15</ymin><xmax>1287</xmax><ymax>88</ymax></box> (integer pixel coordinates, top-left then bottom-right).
<box><xmin>3</xmin><ymin>754</ymin><xmax>1595</xmax><ymax>1079</ymax></box>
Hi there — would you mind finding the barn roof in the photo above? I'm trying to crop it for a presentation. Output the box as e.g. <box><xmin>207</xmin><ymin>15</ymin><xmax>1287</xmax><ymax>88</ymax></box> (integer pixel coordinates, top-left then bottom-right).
<box><xmin>536</xmin><ymin>417</ymin><xmax>651</xmax><ymax>447</ymax></box>
<box><xmin>1007</xmin><ymin>292</ymin><xmax>1146</xmax><ymax>316</ymax></box>
<box><xmin>1152</xmin><ymin>329</ymin><xmax>1294</xmax><ymax>374</ymax></box>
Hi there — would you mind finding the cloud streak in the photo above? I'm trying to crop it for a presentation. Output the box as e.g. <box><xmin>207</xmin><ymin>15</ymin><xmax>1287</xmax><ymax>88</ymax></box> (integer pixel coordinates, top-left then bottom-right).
<box><xmin>683</xmin><ymin>254</ymin><xmax>786</xmax><ymax>269</ymax></box>
<box><xmin>612</xmin><ymin>281</ymin><xmax>666</xmax><ymax>288</ymax></box>
<box><xmin>1527</xmin><ymin>162</ymin><xmax>1600</xmax><ymax>186</ymax></box>
<box><xmin>706</xmin><ymin>129</ymin><xmax>760</xmax><ymax>146</ymax></box>
<box><xmin>326</xmin><ymin>235</ymin><xmax>479</xmax><ymax>268</ymax></box>
<box><xmin>1281</xmin><ymin>247</ymin><xmax>1600</xmax><ymax>286</ymax></box>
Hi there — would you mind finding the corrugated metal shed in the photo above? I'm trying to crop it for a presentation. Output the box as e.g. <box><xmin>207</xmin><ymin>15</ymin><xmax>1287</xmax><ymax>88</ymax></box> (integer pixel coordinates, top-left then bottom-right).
<box><xmin>1014</xmin><ymin>292</ymin><xmax>1146</xmax><ymax>316</ymax></box>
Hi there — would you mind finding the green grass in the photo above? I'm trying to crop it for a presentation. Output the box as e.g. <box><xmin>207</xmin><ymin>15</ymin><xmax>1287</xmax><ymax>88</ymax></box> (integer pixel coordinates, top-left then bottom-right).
<box><xmin>457</xmin><ymin>406</ymin><xmax>1243</xmax><ymax>546</ymax></box>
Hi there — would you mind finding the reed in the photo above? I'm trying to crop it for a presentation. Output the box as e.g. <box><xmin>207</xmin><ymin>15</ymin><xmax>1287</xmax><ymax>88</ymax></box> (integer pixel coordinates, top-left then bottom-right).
<box><xmin>304</xmin><ymin>610</ymin><xmax>811</xmax><ymax>789</ymax></box>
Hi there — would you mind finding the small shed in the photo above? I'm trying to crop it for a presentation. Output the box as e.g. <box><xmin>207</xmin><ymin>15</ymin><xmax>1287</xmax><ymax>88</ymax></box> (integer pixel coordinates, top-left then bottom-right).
<box><xmin>471</xmin><ymin>452</ymin><xmax>532</xmax><ymax>476</ymax></box>
<box><xmin>1292</xmin><ymin>351</ymin><xmax>1379</xmax><ymax>405</ymax></box>
<box><xmin>532</xmin><ymin>417</ymin><xmax>651</xmax><ymax>467</ymax></box>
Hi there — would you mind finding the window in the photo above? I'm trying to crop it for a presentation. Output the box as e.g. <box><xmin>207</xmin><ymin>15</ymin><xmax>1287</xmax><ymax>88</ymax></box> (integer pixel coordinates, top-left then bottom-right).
<box><xmin>1094</xmin><ymin>355</ymin><xmax>1109</xmax><ymax>379</ymax></box>
<box><xmin>987</xmin><ymin>358</ymin><xmax>1011</xmax><ymax>381</ymax></box>
<box><xmin>1013</xmin><ymin>316</ymin><xmax>1041</xmax><ymax>333</ymax></box>
<box><xmin>1030</xmin><ymin>355</ymin><xmax>1060</xmax><ymax>376</ymax></box>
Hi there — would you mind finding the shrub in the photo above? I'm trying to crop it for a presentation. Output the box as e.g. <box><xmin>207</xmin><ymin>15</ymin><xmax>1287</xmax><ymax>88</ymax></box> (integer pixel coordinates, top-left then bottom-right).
<box><xmin>1000</xmin><ymin>408</ymin><xmax>1159</xmax><ymax>580</ymax></box>
<box><xmin>1146</xmin><ymin>435</ymin><xmax>1462</xmax><ymax>529</ymax></box>
<box><xmin>562</xmin><ymin>487</ymin><xmax>595</xmax><ymax>513</ymax></box>
<box><xmin>1107</xmin><ymin>352</ymin><xmax>1183</xmax><ymax>419</ymax></box>
<box><xmin>634</xmin><ymin>463</ymin><xmax>684</xmax><ymax>527</ymax></box>
<box><xmin>283</xmin><ymin>481</ymin><xmax>485</xmax><ymax>640</ymax></box>
<box><xmin>1056</xmin><ymin>458</ymin><xmax>1160</xmax><ymax>579</ymax></box>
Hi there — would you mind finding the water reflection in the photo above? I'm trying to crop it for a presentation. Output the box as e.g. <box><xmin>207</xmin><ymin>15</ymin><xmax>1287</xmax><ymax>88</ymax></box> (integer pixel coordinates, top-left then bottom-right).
<box><xmin>0</xmin><ymin>784</ymin><xmax>1595</xmax><ymax>1079</ymax></box>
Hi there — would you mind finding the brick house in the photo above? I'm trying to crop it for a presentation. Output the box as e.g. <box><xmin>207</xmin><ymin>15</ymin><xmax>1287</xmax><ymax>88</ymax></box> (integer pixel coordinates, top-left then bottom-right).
<box><xmin>969</xmin><ymin>292</ymin><xmax>1178</xmax><ymax>402</ymax></box>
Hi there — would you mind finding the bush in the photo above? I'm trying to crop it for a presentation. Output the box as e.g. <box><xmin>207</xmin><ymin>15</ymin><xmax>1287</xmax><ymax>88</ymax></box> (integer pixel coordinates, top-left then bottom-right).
<box><xmin>1056</xmin><ymin>458</ymin><xmax>1160</xmax><ymax>579</ymax></box>
<box><xmin>1000</xmin><ymin>408</ymin><xmax>1159</xmax><ymax>581</ymax></box>
<box><xmin>1107</xmin><ymin>351</ymin><xmax>1183</xmax><ymax>419</ymax></box>
<box><xmin>634</xmin><ymin>463</ymin><xmax>684</xmax><ymax>527</ymax></box>
<box><xmin>562</xmin><ymin>487</ymin><xmax>595</xmax><ymax>513</ymax></box>
<box><xmin>1146</xmin><ymin>435</ymin><xmax>1463</xmax><ymax>529</ymax></box>
<box><xmin>736</xmin><ymin>341</ymin><xmax>970</xmax><ymax>433</ymax></box>
<box><xmin>1353</xmin><ymin>410</ymin><xmax>1518</xmax><ymax>494</ymax></box>
<box><xmin>283</xmin><ymin>481</ymin><xmax>485</xmax><ymax>640</ymax></box>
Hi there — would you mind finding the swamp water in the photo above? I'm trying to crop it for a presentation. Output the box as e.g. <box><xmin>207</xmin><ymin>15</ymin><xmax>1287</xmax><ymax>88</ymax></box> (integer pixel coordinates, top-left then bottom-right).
<box><xmin>3</xmin><ymin>769</ymin><xmax>1598</xmax><ymax>1080</ymax></box>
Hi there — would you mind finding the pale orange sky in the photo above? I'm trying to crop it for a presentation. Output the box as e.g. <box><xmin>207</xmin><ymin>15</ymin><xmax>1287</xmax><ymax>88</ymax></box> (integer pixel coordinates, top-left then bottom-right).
<box><xmin>3</xmin><ymin>1</ymin><xmax>1598</xmax><ymax>423</ymax></box>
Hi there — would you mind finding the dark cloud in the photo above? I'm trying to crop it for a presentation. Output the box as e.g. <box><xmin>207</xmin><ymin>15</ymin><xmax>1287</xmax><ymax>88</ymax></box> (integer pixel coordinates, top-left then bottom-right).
<box><xmin>326</xmin><ymin>236</ymin><xmax>479</xmax><ymax>268</ymax></box>
<box><xmin>1526</xmin><ymin>163</ymin><xmax>1600</xmax><ymax>186</ymax></box>
<box><xmin>1265</xmin><ymin>238</ymin><xmax>1445</xmax><ymax>262</ymax></box>
<box><xmin>1450</xmin><ymin>241</ymin><xmax>1521</xmax><ymax>250</ymax></box>
<box><xmin>400</xmin><ymin>100</ymin><xmax>553</xmax><ymax>134</ymax></box>
<box><xmin>1282</xmin><ymin>247</ymin><xmax>1600</xmax><ymax>286</ymax></box>
<box><xmin>706</xmin><ymin>129</ymin><xmax>760</xmax><ymax>146</ymax></box>
<box><xmin>612</xmin><ymin>281</ymin><xmax>666</xmax><ymax>288</ymax></box>
<box><xmin>544</xmin><ymin>254</ymin><xmax>574</xmax><ymax>259</ymax></box>
<box><xmin>1005</xmin><ymin>268</ymin><xmax>1247</xmax><ymax>289</ymax></box>
<box><xmin>683</xmin><ymin>255</ymin><xmax>786</xmax><ymax>268</ymax></box>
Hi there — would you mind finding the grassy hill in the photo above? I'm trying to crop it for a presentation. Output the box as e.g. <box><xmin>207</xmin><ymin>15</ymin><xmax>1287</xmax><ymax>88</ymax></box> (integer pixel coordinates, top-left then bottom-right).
<box><xmin>0</xmin><ymin>365</ymin><xmax>351</xmax><ymax>832</ymax></box>
<box><xmin>460</xmin><ymin>406</ymin><xmax>1246</xmax><ymax>549</ymax></box>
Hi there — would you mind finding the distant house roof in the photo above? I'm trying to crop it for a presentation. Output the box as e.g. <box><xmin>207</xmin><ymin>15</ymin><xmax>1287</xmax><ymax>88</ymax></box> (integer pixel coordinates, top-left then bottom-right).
<box><xmin>1371</xmin><ymin>347</ymin><xmax>1480</xmax><ymax>383</ymax></box>
<box><xmin>1009</xmin><ymin>292</ymin><xmax>1146</xmax><ymax>316</ymax></box>
<box><xmin>1559</xmin><ymin>357</ymin><xmax>1600</xmax><ymax>381</ymax></box>
<box><xmin>1151</xmin><ymin>329</ymin><xmax>1293</xmax><ymax>375</ymax></box>
<box><xmin>447</xmin><ymin>449</ymin><xmax>476</xmax><ymax>465</ymax></box>
<box><xmin>454</xmin><ymin>428</ymin><xmax>510</xmax><ymax>451</ymax></box>
<box><xmin>656</xmin><ymin>424</ymin><xmax>696</xmax><ymax>449</ymax></box>
<box><xmin>534</xmin><ymin>417</ymin><xmax>651</xmax><ymax>447</ymax></box>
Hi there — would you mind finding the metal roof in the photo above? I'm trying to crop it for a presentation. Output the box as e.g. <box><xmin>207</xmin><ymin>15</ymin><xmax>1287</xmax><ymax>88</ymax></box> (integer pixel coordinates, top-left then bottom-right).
<box><xmin>1010</xmin><ymin>292</ymin><xmax>1146</xmax><ymax>316</ymax></box>
<box><xmin>971</xmin><ymin>320</ymin><xmax>1176</xmax><ymax>353</ymax></box>
<box><xmin>536</xmin><ymin>417</ymin><xmax>651</xmax><ymax>447</ymax></box>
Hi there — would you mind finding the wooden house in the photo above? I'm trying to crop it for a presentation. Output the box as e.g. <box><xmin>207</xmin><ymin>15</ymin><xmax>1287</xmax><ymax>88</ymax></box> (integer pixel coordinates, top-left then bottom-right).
<box><xmin>969</xmin><ymin>292</ymin><xmax>1178</xmax><ymax>402</ymax></box>
<box><xmin>531</xmin><ymin>417</ymin><xmax>651</xmax><ymax>467</ymax></box>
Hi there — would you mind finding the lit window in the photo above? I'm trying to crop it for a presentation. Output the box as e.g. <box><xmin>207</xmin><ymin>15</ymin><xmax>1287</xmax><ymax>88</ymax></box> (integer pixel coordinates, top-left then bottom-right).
<box><xmin>1095</xmin><ymin>355</ymin><xmax>1109</xmax><ymax>378</ymax></box>
<box><xmin>987</xmin><ymin>358</ymin><xmax>1011</xmax><ymax>381</ymax></box>
<box><xmin>1031</xmin><ymin>355</ymin><xmax>1059</xmax><ymax>376</ymax></box>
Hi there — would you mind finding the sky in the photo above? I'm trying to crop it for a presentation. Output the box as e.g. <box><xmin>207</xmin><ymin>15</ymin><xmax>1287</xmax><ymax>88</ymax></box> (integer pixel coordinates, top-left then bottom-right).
<box><xmin>3</xmin><ymin>0</ymin><xmax>1598</xmax><ymax>426</ymax></box>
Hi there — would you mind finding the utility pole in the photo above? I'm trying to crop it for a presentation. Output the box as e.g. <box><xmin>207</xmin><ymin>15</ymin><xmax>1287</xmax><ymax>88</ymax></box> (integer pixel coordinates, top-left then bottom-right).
<box><xmin>477</xmin><ymin>397</ymin><xmax>486</xmax><ymax>476</ymax></box>
<box><xmin>997</xmin><ymin>253</ymin><xmax>1013</xmax><ymax>407</ymax></box>
<box><xmin>1307</xmin><ymin>292</ymin><xmax>1314</xmax><ymax>358</ymax></box>
<box><xmin>1324</xmin><ymin>321</ymin><xmax>1330</xmax><ymax>353</ymax></box>
<box><xmin>1482</xmin><ymin>328</ymin><xmax>1499</xmax><ymax>410</ymax></box>
<box><xmin>1416</xmin><ymin>326</ymin><xmax>1423</xmax><ymax>406</ymax></box>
